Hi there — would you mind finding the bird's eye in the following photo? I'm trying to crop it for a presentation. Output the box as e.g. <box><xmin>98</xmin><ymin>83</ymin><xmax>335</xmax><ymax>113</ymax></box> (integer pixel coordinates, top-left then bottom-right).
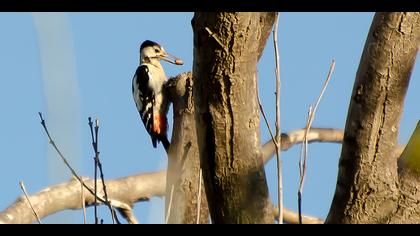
<box><xmin>154</xmin><ymin>48</ymin><xmax>160</xmax><ymax>53</ymax></box>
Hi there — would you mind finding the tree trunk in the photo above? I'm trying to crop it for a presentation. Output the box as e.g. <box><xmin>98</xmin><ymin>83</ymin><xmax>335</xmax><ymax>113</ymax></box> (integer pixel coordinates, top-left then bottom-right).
<box><xmin>165</xmin><ymin>72</ymin><xmax>209</xmax><ymax>224</ymax></box>
<box><xmin>192</xmin><ymin>12</ymin><xmax>276</xmax><ymax>223</ymax></box>
<box><xmin>327</xmin><ymin>12</ymin><xmax>420</xmax><ymax>224</ymax></box>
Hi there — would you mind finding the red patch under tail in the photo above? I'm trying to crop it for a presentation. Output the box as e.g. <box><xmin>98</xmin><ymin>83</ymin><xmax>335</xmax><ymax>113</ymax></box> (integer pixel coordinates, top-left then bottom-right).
<box><xmin>153</xmin><ymin>114</ymin><xmax>167</xmax><ymax>135</ymax></box>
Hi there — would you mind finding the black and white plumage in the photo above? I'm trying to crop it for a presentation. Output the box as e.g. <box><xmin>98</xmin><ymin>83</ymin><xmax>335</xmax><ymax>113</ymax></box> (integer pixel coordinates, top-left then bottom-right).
<box><xmin>132</xmin><ymin>40</ymin><xmax>183</xmax><ymax>151</ymax></box>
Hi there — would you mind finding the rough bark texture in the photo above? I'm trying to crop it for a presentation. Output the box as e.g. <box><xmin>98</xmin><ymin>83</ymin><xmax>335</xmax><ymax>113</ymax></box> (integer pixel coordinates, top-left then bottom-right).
<box><xmin>392</xmin><ymin>121</ymin><xmax>420</xmax><ymax>223</ymax></box>
<box><xmin>192</xmin><ymin>12</ymin><xmax>276</xmax><ymax>223</ymax></box>
<box><xmin>391</xmin><ymin>167</ymin><xmax>420</xmax><ymax>223</ymax></box>
<box><xmin>165</xmin><ymin>72</ymin><xmax>209</xmax><ymax>224</ymax></box>
<box><xmin>326</xmin><ymin>12</ymin><xmax>420</xmax><ymax>224</ymax></box>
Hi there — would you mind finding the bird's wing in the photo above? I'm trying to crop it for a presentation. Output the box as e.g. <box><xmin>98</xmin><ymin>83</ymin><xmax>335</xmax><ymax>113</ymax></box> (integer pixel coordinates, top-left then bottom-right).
<box><xmin>132</xmin><ymin>65</ymin><xmax>156</xmax><ymax>146</ymax></box>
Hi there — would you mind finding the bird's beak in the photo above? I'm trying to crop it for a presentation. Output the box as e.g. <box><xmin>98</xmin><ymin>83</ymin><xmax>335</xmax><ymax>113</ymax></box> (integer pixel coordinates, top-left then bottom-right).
<box><xmin>161</xmin><ymin>52</ymin><xmax>184</xmax><ymax>65</ymax></box>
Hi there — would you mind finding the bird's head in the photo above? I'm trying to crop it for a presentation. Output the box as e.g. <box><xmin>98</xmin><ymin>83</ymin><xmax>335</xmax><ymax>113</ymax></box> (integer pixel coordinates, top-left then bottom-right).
<box><xmin>139</xmin><ymin>40</ymin><xmax>183</xmax><ymax>66</ymax></box>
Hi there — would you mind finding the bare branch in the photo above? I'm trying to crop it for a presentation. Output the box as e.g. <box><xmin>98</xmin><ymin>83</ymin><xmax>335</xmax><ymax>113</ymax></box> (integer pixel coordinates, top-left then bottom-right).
<box><xmin>272</xmin><ymin>205</ymin><xmax>324</xmax><ymax>224</ymax></box>
<box><xmin>7</xmin><ymin>126</ymin><xmax>341</xmax><ymax>224</ymax></box>
<box><xmin>88</xmin><ymin>117</ymin><xmax>118</xmax><ymax>224</ymax></box>
<box><xmin>204</xmin><ymin>27</ymin><xmax>228</xmax><ymax>53</ymax></box>
<box><xmin>80</xmin><ymin>182</ymin><xmax>87</xmax><ymax>224</ymax></box>
<box><xmin>19</xmin><ymin>181</ymin><xmax>42</xmax><ymax>224</ymax></box>
<box><xmin>165</xmin><ymin>185</ymin><xmax>175</xmax><ymax>224</ymax></box>
<box><xmin>298</xmin><ymin>107</ymin><xmax>312</xmax><ymax>224</ymax></box>
<box><xmin>272</xmin><ymin>12</ymin><xmax>283</xmax><ymax>224</ymax></box>
<box><xmin>0</xmin><ymin>171</ymin><xmax>165</xmax><ymax>224</ymax></box>
<box><xmin>262</xmin><ymin>128</ymin><xmax>344</xmax><ymax>164</ymax></box>
<box><xmin>38</xmin><ymin>112</ymin><xmax>83</xmax><ymax>184</ymax></box>
<box><xmin>38</xmin><ymin>113</ymin><xmax>105</xmax><ymax>203</ymax></box>
<box><xmin>5</xmin><ymin>169</ymin><xmax>327</xmax><ymax>224</ymax></box>
<box><xmin>257</xmin><ymin>76</ymin><xmax>278</xmax><ymax>150</ymax></box>
<box><xmin>118</xmin><ymin>208</ymin><xmax>139</xmax><ymax>224</ymax></box>
<box><xmin>88</xmin><ymin>117</ymin><xmax>99</xmax><ymax>224</ymax></box>
<box><xmin>261</xmin><ymin>127</ymin><xmax>404</xmax><ymax>165</ymax></box>
<box><xmin>196</xmin><ymin>169</ymin><xmax>203</xmax><ymax>224</ymax></box>
<box><xmin>298</xmin><ymin>60</ymin><xmax>335</xmax><ymax>223</ymax></box>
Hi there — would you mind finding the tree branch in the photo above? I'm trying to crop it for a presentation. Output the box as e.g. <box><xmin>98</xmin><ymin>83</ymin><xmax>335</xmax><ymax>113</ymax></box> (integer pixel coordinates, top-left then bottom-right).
<box><xmin>3</xmin><ymin>125</ymin><xmax>405</xmax><ymax>224</ymax></box>
<box><xmin>272</xmin><ymin>12</ymin><xmax>283</xmax><ymax>224</ymax></box>
<box><xmin>19</xmin><ymin>181</ymin><xmax>42</xmax><ymax>224</ymax></box>
<box><xmin>261</xmin><ymin>128</ymin><xmax>344</xmax><ymax>163</ymax></box>
<box><xmin>272</xmin><ymin>205</ymin><xmax>324</xmax><ymax>224</ymax></box>
<box><xmin>2</xmin><ymin>169</ymin><xmax>326</xmax><ymax>224</ymax></box>
<box><xmin>0</xmin><ymin>171</ymin><xmax>165</xmax><ymax>224</ymax></box>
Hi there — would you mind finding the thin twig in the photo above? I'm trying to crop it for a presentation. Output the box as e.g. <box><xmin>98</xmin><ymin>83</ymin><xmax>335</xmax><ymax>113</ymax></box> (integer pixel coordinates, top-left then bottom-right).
<box><xmin>38</xmin><ymin>113</ymin><xmax>113</xmax><ymax>214</ymax></box>
<box><xmin>196</xmin><ymin>168</ymin><xmax>203</xmax><ymax>224</ymax></box>
<box><xmin>297</xmin><ymin>60</ymin><xmax>335</xmax><ymax>223</ymax></box>
<box><xmin>39</xmin><ymin>113</ymin><xmax>94</xmax><ymax>195</ymax></box>
<box><xmin>89</xmin><ymin>117</ymin><xmax>99</xmax><ymax>224</ymax></box>
<box><xmin>88</xmin><ymin>117</ymin><xmax>118</xmax><ymax>224</ymax></box>
<box><xmin>39</xmin><ymin>112</ymin><xmax>83</xmax><ymax>183</ymax></box>
<box><xmin>272</xmin><ymin>12</ymin><xmax>283</xmax><ymax>224</ymax></box>
<box><xmin>205</xmin><ymin>27</ymin><xmax>228</xmax><ymax>53</ymax></box>
<box><xmin>256</xmin><ymin>76</ymin><xmax>278</xmax><ymax>150</ymax></box>
<box><xmin>80</xmin><ymin>182</ymin><xmax>87</xmax><ymax>224</ymax></box>
<box><xmin>299</xmin><ymin>107</ymin><xmax>312</xmax><ymax>184</ymax></box>
<box><xmin>298</xmin><ymin>107</ymin><xmax>311</xmax><ymax>224</ymax></box>
<box><xmin>311</xmin><ymin>60</ymin><xmax>335</xmax><ymax>123</ymax></box>
<box><xmin>165</xmin><ymin>184</ymin><xmax>175</xmax><ymax>224</ymax></box>
<box><xmin>19</xmin><ymin>181</ymin><xmax>42</xmax><ymax>224</ymax></box>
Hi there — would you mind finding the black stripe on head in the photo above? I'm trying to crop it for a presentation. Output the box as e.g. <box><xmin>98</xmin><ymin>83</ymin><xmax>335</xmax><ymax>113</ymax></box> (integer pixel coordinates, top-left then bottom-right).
<box><xmin>140</xmin><ymin>40</ymin><xmax>160</xmax><ymax>51</ymax></box>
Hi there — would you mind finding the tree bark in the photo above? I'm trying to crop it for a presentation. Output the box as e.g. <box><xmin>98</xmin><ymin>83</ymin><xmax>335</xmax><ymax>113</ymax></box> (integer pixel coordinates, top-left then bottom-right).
<box><xmin>326</xmin><ymin>12</ymin><xmax>420</xmax><ymax>224</ymax></box>
<box><xmin>391</xmin><ymin>121</ymin><xmax>420</xmax><ymax>223</ymax></box>
<box><xmin>192</xmin><ymin>12</ymin><xmax>276</xmax><ymax>223</ymax></box>
<box><xmin>165</xmin><ymin>72</ymin><xmax>209</xmax><ymax>223</ymax></box>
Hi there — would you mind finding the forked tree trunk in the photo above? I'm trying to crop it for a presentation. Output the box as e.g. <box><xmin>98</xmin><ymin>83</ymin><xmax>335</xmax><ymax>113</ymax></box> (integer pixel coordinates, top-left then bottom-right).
<box><xmin>327</xmin><ymin>12</ymin><xmax>420</xmax><ymax>224</ymax></box>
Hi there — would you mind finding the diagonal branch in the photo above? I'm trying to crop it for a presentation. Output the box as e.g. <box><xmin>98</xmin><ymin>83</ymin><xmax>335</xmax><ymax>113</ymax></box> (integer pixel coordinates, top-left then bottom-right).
<box><xmin>298</xmin><ymin>60</ymin><xmax>335</xmax><ymax>223</ymax></box>
<box><xmin>19</xmin><ymin>181</ymin><xmax>42</xmax><ymax>224</ymax></box>
<box><xmin>38</xmin><ymin>113</ymin><xmax>103</xmax><ymax>202</ymax></box>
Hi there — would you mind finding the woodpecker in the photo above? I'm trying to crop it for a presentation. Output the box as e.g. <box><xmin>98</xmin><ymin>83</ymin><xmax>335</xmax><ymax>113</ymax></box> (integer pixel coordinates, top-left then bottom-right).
<box><xmin>132</xmin><ymin>40</ymin><xmax>183</xmax><ymax>151</ymax></box>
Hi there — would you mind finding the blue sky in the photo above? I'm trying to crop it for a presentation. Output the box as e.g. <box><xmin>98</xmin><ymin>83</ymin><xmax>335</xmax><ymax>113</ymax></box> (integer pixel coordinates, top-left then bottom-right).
<box><xmin>0</xmin><ymin>12</ymin><xmax>419</xmax><ymax>224</ymax></box>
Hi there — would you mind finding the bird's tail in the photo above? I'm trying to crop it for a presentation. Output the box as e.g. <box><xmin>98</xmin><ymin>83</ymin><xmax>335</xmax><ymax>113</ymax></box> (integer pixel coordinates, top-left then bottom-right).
<box><xmin>161</xmin><ymin>136</ymin><xmax>170</xmax><ymax>153</ymax></box>
<box><xmin>152</xmin><ymin>114</ymin><xmax>170</xmax><ymax>152</ymax></box>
